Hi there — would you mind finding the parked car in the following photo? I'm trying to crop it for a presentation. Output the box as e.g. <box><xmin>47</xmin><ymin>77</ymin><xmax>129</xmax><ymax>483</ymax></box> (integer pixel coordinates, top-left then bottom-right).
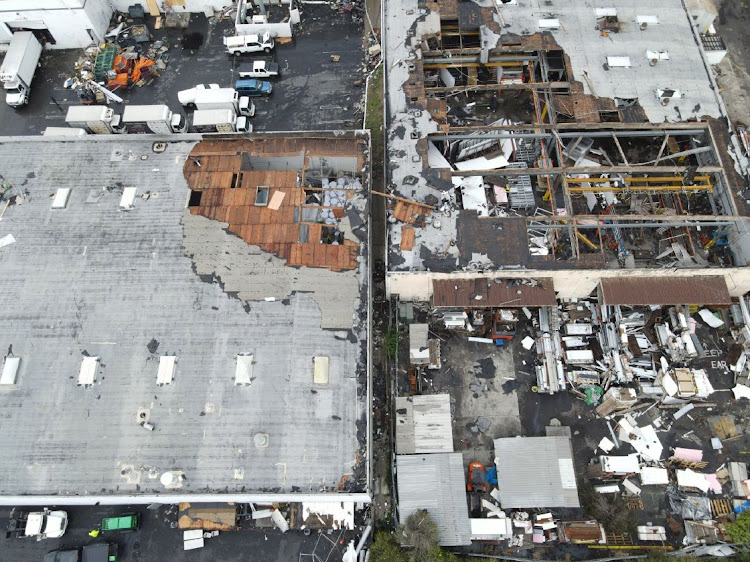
<box><xmin>177</xmin><ymin>83</ymin><xmax>220</xmax><ymax>106</ymax></box>
<box><xmin>237</xmin><ymin>60</ymin><xmax>280</xmax><ymax>79</ymax></box>
<box><xmin>224</xmin><ymin>32</ymin><xmax>274</xmax><ymax>56</ymax></box>
<box><xmin>235</xmin><ymin>79</ymin><xmax>273</xmax><ymax>97</ymax></box>
<box><xmin>44</xmin><ymin>550</ymin><xmax>78</xmax><ymax>562</ymax></box>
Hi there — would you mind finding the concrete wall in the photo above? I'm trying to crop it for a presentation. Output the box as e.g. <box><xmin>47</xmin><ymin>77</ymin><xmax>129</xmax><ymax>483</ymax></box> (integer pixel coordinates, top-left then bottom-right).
<box><xmin>386</xmin><ymin>268</ymin><xmax>750</xmax><ymax>302</ymax></box>
<box><xmin>0</xmin><ymin>0</ymin><xmax>112</xmax><ymax>49</ymax></box>
<box><xmin>235</xmin><ymin>21</ymin><xmax>292</xmax><ymax>38</ymax></box>
<box><xmin>111</xmin><ymin>0</ymin><xmax>232</xmax><ymax>12</ymax></box>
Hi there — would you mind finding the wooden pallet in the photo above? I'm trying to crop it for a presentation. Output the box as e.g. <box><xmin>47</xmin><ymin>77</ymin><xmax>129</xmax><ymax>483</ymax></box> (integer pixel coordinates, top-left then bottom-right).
<box><xmin>711</xmin><ymin>498</ymin><xmax>733</xmax><ymax>517</ymax></box>
<box><xmin>627</xmin><ymin>497</ymin><xmax>644</xmax><ymax>511</ymax></box>
<box><xmin>605</xmin><ymin>532</ymin><xmax>634</xmax><ymax>546</ymax></box>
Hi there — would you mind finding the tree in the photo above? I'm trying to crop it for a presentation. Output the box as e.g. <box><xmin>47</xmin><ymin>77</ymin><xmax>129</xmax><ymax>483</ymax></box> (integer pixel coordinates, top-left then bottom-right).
<box><xmin>369</xmin><ymin>531</ymin><xmax>407</xmax><ymax>562</ymax></box>
<box><xmin>728</xmin><ymin>510</ymin><xmax>750</xmax><ymax>544</ymax></box>
<box><xmin>398</xmin><ymin>509</ymin><xmax>440</xmax><ymax>562</ymax></box>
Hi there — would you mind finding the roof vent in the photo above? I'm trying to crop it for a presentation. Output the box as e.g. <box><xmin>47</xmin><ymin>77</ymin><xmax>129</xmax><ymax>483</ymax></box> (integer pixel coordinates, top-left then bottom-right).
<box><xmin>160</xmin><ymin>470</ymin><xmax>185</xmax><ymax>489</ymax></box>
<box><xmin>254</xmin><ymin>433</ymin><xmax>270</xmax><ymax>448</ymax></box>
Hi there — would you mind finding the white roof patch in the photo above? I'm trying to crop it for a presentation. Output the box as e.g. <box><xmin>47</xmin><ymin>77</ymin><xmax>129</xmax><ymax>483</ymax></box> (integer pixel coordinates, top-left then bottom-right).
<box><xmin>78</xmin><ymin>356</ymin><xmax>99</xmax><ymax>386</ymax></box>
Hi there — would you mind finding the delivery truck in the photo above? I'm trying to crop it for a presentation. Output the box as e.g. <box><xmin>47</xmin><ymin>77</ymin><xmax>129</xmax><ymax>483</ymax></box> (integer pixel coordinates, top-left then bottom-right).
<box><xmin>192</xmin><ymin>88</ymin><xmax>255</xmax><ymax>117</ymax></box>
<box><xmin>6</xmin><ymin>508</ymin><xmax>68</xmax><ymax>540</ymax></box>
<box><xmin>121</xmin><ymin>104</ymin><xmax>186</xmax><ymax>134</ymax></box>
<box><xmin>0</xmin><ymin>32</ymin><xmax>43</xmax><ymax>107</ymax></box>
<box><xmin>190</xmin><ymin>109</ymin><xmax>251</xmax><ymax>133</ymax></box>
<box><xmin>65</xmin><ymin>106</ymin><xmax>124</xmax><ymax>134</ymax></box>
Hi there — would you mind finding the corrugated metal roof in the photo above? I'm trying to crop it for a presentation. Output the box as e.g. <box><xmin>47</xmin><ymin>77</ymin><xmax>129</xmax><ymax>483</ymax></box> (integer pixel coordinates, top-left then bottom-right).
<box><xmin>599</xmin><ymin>276</ymin><xmax>731</xmax><ymax>306</ymax></box>
<box><xmin>433</xmin><ymin>278</ymin><xmax>556</xmax><ymax>308</ymax></box>
<box><xmin>396</xmin><ymin>453</ymin><xmax>472</xmax><ymax>546</ymax></box>
<box><xmin>493</xmin><ymin>436</ymin><xmax>580</xmax><ymax>508</ymax></box>
<box><xmin>395</xmin><ymin>394</ymin><xmax>453</xmax><ymax>454</ymax></box>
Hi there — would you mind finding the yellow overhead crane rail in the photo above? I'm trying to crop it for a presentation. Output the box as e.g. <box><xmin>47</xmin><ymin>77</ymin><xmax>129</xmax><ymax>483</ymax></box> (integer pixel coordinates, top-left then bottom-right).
<box><xmin>566</xmin><ymin>175</ymin><xmax>713</xmax><ymax>193</ymax></box>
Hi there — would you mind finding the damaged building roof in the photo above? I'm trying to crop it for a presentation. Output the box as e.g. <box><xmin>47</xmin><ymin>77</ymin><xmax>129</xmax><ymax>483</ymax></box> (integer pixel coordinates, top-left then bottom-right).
<box><xmin>0</xmin><ymin>134</ymin><xmax>369</xmax><ymax>501</ymax></box>
<box><xmin>383</xmin><ymin>0</ymin><xmax>750</xmax><ymax>293</ymax></box>
<box><xmin>396</xmin><ymin>453</ymin><xmax>473</xmax><ymax>546</ymax></box>
<box><xmin>493</xmin><ymin>435</ymin><xmax>580</xmax><ymax>508</ymax></box>
<box><xmin>599</xmin><ymin>275</ymin><xmax>732</xmax><ymax>306</ymax></box>
<box><xmin>395</xmin><ymin>394</ymin><xmax>454</xmax><ymax>454</ymax></box>
<box><xmin>432</xmin><ymin>277</ymin><xmax>557</xmax><ymax>307</ymax></box>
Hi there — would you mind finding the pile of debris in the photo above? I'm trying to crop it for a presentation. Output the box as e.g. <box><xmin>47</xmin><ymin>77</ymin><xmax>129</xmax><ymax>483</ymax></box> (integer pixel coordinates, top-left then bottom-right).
<box><xmin>65</xmin><ymin>18</ymin><xmax>170</xmax><ymax>103</ymax></box>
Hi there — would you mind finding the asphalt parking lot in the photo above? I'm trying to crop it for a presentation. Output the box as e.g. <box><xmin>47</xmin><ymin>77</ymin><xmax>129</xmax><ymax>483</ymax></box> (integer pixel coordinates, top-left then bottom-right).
<box><xmin>0</xmin><ymin>505</ymin><xmax>358</xmax><ymax>562</ymax></box>
<box><xmin>0</xmin><ymin>6</ymin><xmax>365</xmax><ymax>136</ymax></box>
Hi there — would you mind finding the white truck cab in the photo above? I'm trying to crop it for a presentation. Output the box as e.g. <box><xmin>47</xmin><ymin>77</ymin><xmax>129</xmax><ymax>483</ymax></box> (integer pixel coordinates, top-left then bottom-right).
<box><xmin>224</xmin><ymin>32</ymin><xmax>274</xmax><ymax>56</ymax></box>
<box><xmin>24</xmin><ymin>509</ymin><xmax>68</xmax><ymax>540</ymax></box>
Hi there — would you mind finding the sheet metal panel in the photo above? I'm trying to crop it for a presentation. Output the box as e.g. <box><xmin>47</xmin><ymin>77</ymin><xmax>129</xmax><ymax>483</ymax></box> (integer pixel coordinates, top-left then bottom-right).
<box><xmin>396</xmin><ymin>453</ymin><xmax>472</xmax><ymax>546</ymax></box>
<box><xmin>599</xmin><ymin>276</ymin><xmax>731</xmax><ymax>306</ymax></box>
<box><xmin>493</xmin><ymin>436</ymin><xmax>580</xmax><ymax>508</ymax></box>
<box><xmin>433</xmin><ymin>277</ymin><xmax>556</xmax><ymax>308</ymax></box>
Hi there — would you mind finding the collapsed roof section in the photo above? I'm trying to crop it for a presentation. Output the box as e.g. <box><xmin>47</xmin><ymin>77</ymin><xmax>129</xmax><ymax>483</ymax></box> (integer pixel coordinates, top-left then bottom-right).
<box><xmin>384</xmin><ymin>0</ymin><xmax>750</xmax><ymax>285</ymax></box>
<box><xmin>184</xmin><ymin>135</ymin><xmax>368</xmax><ymax>272</ymax></box>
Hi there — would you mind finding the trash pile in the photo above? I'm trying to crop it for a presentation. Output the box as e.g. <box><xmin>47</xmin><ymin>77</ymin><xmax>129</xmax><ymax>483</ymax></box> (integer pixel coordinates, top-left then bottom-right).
<box><xmin>64</xmin><ymin>18</ymin><xmax>170</xmax><ymax>104</ymax></box>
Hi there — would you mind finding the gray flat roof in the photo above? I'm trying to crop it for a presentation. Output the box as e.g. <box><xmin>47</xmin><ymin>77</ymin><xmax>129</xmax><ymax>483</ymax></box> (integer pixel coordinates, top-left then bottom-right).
<box><xmin>493</xmin><ymin>435</ymin><xmax>580</xmax><ymax>508</ymax></box>
<box><xmin>0</xmin><ymin>136</ymin><xmax>368</xmax><ymax>498</ymax></box>
<box><xmin>500</xmin><ymin>0</ymin><xmax>720</xmax><ymax>123</ymax></box>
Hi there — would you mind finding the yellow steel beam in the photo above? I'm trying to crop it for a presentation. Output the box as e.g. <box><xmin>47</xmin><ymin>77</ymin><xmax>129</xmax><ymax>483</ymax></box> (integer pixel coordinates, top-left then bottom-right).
<box><xmin>423</xmin><ymin>62</ymin><xmax>525</xmax><ymax>69</ymax></box>
<box><xmin>565</xmin><ymin>175</ymin><xmax>711</xmax><ymax>184</ymax></box>
<box><xmin>568</xmin><ymin>185</ymin><xmax>713</xmax><ymax>193</ymax></box>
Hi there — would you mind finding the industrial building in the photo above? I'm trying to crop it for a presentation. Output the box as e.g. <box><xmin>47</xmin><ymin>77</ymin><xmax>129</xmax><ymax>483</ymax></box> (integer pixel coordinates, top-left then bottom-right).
<box><xmin>383</xmin><ymin>0</ymin><xmax>750</xmax><ymax>302</ymax></box>
<box><xmin>0</xmin><ymin>131</ymin><xmax>371</xmax><ymax>505</ymax></box>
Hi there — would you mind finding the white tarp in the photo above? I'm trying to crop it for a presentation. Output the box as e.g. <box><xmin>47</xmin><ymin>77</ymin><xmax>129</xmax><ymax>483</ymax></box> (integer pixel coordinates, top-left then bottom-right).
<box><xmin>454</xmin><ymin>154</ymin><xmax>509</xmax><ymax>171</ymax></box>
<box><xmin>640</xmin><ymin>466</ymin><xmax>669</xmax><ymax>485</ymax></box>
<box><xmin>733</xmin><ymin>384</ymin><xmax>750</xmax><ymax>400</ymax></box>
<box><xmin>677</xmin><ymin>469</ymin><xmax>710</xmax><ymax>493</ymax></box>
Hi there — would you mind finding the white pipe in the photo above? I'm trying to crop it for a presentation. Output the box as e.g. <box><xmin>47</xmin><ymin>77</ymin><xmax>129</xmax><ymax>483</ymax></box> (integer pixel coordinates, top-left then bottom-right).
<box><xmin>0</xmin><ymin>493</ymin><xmax>372</xmax><ymax>507</ymax></box>
<box><xmin>355</xmin><ymin>524</ymin><xmax>372</xmax><ymax>555</ymax></box>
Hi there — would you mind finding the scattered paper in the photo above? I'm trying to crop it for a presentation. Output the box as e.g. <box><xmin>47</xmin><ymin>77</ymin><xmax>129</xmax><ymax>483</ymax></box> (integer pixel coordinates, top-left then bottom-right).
<box><xmin>733</xmin><ymin>384</ymin><xmax>750</xmax><ymax>400</ymax></box>
<box><xmin>698</xmin><ymin>309</ymin><xmax>724</xmax><ymax>328</ymax></box>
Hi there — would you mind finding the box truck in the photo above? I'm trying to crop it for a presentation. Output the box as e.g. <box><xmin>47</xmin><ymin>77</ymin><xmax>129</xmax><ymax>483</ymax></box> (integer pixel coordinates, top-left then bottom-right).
<box><xmin>121</xmin><ymin>104</ymin><xmax>186</xmax><ymax>134</ymax></box>
<box><xmin>65</xmin><ymin>106</ymin><xmax>124</xmax><ymax>134</ymax></box>
<box><xmin>193</xmin><ymin>88</ymin><xmax>255</xmax><ymax>117</ymax></box>
<box><xmin>0</xmin><ymin>32</ymin><xmax>43</xmax><ymax>107</ymax></box>
<box><xmin>190</xmin><ymin>109</ymin><xmax>251</xmax><ymax>133</ymax></box>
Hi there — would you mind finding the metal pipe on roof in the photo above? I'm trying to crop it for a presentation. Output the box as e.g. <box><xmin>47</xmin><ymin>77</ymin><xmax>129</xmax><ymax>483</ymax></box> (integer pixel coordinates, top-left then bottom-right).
<box><xmin>429</xmin><ymin>129</ymin><xmax>707</xmax><ymax>140</ymax></box>
<box><xmin>531</xmin><ymin>221</ymin><xmax>733</xmax><ymax>229</ymax></box>
<box><xmin>447</xmin><ymin>165</ymin><xmax>724</xmax><ymax>176</ymax></box>
<box><xmin>423</xmin><ymin>55</ymin><xmax>538</xmax><ymax>64</ymax></box>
